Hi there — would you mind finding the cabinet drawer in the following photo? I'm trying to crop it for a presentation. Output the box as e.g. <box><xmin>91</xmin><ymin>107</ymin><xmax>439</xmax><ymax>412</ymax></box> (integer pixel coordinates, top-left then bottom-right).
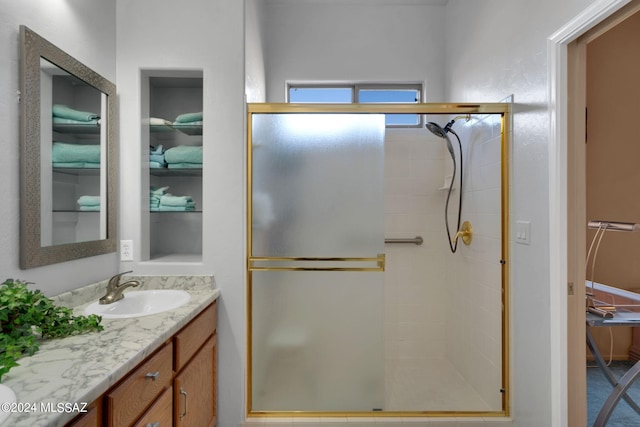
<box><xmin>106</xmin><ymin>342</ymin><xmax>173</xmax><ymax>426</ymax></box>
<box><xmin>133</xmin><ymin>386</ymin><xmax>173</xmax><ymax>427</ymax></box>
<box><xmin>174</xmin><ymin>301</ymin><xmax>217</xmax><ymax>371</ymax></box>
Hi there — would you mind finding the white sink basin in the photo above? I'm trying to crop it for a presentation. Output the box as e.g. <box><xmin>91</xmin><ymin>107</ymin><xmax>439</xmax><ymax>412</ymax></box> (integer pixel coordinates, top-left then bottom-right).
<box><xmin>0</xmin><ymin>384</ymin><xmax>16</xmax><ymax>425</ymax></box>
<box><xmin>84</xmin><ymin>290</ymin><xmax>191</xmax><ymax>319</ymax></box>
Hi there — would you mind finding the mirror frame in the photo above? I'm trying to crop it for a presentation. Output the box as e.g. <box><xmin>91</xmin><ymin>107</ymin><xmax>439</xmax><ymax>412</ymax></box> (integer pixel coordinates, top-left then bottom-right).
<box><xmin>19</xmin><ymin>25</ymin><xmax>117</xmax><ymax>269</ymax></box>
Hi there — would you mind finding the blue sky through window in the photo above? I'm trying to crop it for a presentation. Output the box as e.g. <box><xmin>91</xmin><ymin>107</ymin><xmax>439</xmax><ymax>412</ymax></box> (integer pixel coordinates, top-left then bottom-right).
<box><xmin>289</xmin><ymin>87</ymin><xmax>352</xmax><ymax>103</ymax></box>
<box><xmin>359</xmin><ymin>89</ymin><xmax>419</xmax><ymax>125</ymax></box>
<box><xmin>288</xmin><ymin>85</ymin><xmax>421</xmax><ymax>126</ymax></box>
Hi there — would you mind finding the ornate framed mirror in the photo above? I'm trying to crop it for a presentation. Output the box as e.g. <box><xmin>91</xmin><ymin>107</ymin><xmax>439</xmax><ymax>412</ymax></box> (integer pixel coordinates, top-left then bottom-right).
<box><xmin>19</xmin><ymin>25</ymin><xmax>117</xmax><ymax>269</ymax></box>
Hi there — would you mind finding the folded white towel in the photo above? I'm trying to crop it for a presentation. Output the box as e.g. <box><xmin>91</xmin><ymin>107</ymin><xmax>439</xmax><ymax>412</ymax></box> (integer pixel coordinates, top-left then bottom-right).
<box><xmin>148</xmin><ymin>117</ymin><xmax>173</xmax><ymax>126</ymax></box>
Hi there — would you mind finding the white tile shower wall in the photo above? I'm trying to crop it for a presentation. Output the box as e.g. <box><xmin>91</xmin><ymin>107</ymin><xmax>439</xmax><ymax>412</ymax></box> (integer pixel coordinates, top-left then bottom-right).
<box><xmin>445</xmin><ymin>115</ymin><xmax>504</xmax><ymax>409</ymax></box>
<box><xmin>384</xmin><ymin>128</ymin><xmax>448</xmax><ymax>361</ymax></box>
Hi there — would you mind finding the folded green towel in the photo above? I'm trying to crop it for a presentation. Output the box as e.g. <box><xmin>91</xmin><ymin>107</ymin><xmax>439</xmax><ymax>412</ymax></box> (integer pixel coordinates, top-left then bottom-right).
<box><xmin>160</xmin><ymin>194</ymin><xmax>194</xmax><ymax>207</ymax></box>
<box><xmin>53</xmin><ymin>162</ymin><xmax>100</xmax><ymax>168</ymax></box>
<box><xmin>167</xmin><ymin>163</ymin><xmax>202</xmax><ymax>169</ymax></box>
<box><xmin>173</xmin><ymin>121</ymin><xmax>202</xmax><ymax>127</ymax></box>
<box><xmin>151</xmin><ymin>205</ymin><xmax>196</xmax><ymax>212</ymax></box>
<box><xmin>150</xmin><ymin>154</ymin><xmax>166</xmax><ymax>164</ymax></box>
<box><xmin>52</xmin><ymin>104</ymin><xmax>100</xmax><ymax>122</ymax></box>
<box><xmin>52</xmin><ymin>142</ymin><xmax>101</xmax><ymax>163</ymax></box>
<box><xmin>174</xmin><ymin>112</ymin><xmax>203</xmax><ymax>123</ymax></box>
<box><xmin>149</xmin><ymin>161</ymin><xmax>165</xmax><ymax>169</ymax></box>
<box><xmin>150</xmin><ymin>186</ymin><xmax>170</xmax><ymax>195</ymax></box>
<box><xmin>79</xmin><ymin>206</ymin><xmax>100</xmax><ymax>211</ymax></box>
<box><xmin>165</xmin><ymin>145</ymin><xmax>202</xmax><ymax>164</ymax></box>
<box><xmin>150</xmin><ymin>145</ymin><xmax>164</xmax><ymax>155</ymax></box>
<box><xmin>77</xmin><ymin>195</ymin><xmax>100</xmax><ymax>206</ymax></box>
<box><xmin>53</xmin><ymin>117</ymin><xmax>100</xmax><ymax>126</ymax></box>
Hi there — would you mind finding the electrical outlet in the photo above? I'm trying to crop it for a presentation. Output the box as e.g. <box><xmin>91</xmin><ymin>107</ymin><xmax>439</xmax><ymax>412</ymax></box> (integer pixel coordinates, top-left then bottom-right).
<box><xmin>120</xmin><ymin>240</ymin><xmax>134</xmax><ymax>261</ymax></box>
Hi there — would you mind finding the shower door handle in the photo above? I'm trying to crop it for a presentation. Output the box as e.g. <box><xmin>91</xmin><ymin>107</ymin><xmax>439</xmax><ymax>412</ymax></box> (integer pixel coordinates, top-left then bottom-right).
<box><xmin>248</xmin><ymin>254</ymin><xmax>385</xmax><ymax>272</ymax></box>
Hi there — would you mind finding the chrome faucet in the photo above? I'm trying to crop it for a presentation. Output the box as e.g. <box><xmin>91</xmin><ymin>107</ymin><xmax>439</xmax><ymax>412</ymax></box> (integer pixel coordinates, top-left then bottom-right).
<box><xmin>99</xmin><ymin>271</ymin><xmax>141</xmax><ymax>305</ymax></box>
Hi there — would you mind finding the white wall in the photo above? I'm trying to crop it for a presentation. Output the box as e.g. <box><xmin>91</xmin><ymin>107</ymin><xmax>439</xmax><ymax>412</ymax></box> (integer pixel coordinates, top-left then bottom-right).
<box><xmin>246</xmin><ymin>0</ymin><xmax>267</xmax><ymax>102</ymax></box>
<box><xmin>262</xmin><ymin>0</ymin><xmax>447</xmax><ymax>102</ymax></box>
<box><xmin>115</xmin><ymin>1</ymin><xmax>245</xmax><ymax>426</ymax></box>
<box><xmin>445</xmin><ymin>0</ymin><xmax>595</xmax><ymax>425</ymax></box>
<box><xmin>0</xmin><ymin>0</ymin><xmax>117</xmax><ymax>296</ymax></box>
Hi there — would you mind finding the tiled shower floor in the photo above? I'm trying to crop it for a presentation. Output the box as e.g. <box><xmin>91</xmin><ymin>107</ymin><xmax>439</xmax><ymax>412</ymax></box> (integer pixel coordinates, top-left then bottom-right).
<box><xmin>384</xmin><ymin>359</ymin><xmax>492</xmax><ymax>411</ymax></box>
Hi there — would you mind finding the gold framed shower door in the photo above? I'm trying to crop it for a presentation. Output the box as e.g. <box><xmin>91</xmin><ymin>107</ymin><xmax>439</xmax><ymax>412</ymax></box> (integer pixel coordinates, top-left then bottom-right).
<box><xmin>246</xmin><ymin>102</ymin><xmax>511</xmax><ymax>419</ymax></box>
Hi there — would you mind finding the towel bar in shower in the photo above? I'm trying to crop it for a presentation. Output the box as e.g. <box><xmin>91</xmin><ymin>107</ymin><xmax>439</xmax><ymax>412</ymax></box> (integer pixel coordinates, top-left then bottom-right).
<box><xmin>384</xmin><ymin>236</ymin><xmax>423</xmax><ymax>246</ymax></box>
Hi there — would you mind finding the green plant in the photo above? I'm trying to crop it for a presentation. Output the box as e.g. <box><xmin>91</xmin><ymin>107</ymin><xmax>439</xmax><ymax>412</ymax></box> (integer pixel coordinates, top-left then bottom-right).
<box><xmin>0</xmin><ymin>279</ymin><xmax>103</xmax><ymax>382</ymax></box>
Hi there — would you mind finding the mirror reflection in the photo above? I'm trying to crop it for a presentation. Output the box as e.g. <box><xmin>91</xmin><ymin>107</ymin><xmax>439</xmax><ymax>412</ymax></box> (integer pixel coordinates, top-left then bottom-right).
<box><xmin>20</xmin><ymin>25</ymin><xmax>117</xmax><ymax>269</ymax></box>
<box><xmin>41</xmin><ymin>58</ymin><xmax>107</xmax><ymax>246</ymax></box>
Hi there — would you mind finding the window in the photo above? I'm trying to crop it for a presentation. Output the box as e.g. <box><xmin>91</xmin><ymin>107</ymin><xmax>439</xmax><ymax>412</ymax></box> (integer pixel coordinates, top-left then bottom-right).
<box><xmin>287</xmin><ymin>83</ymin><xmax>423</xmax><ymax>127</ymax></box>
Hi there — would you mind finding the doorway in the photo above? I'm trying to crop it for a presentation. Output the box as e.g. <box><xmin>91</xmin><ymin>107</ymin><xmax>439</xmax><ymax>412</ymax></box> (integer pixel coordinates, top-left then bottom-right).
<box><xmin>559</xmin><ymin>0</ymin><xmax>640</xmax><ymax>425</ymax></box>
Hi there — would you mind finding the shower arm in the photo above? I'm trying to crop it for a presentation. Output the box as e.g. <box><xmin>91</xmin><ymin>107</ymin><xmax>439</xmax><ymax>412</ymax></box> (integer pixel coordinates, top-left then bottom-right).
<box><xmin>447</xmin><ymin>114</ymin><xmax>471</xmax><ymax>129</ymax></box>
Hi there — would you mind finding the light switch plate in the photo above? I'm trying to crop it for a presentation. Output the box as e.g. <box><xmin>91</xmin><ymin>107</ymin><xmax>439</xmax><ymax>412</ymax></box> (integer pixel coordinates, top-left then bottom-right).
<box><xmin>515</xmin><ymin>220</ymin><xmax>531</xmax><ymax>245</ymax></box>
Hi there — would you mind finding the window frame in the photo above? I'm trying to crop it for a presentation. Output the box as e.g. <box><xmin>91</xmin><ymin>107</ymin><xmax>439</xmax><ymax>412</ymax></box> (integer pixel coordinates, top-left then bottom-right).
<box><xmin>286</xmin><ymin>82</ymin><xmax>424</xmax><ymax>128</ymax></box>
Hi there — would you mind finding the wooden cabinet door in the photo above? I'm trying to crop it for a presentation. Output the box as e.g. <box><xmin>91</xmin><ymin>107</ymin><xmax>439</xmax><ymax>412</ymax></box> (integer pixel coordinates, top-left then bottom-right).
<box><xmin>65</xmin><ymin>401</ymin><xmax>101</xmax><ymax>427</ymax></box>
<box><xmin>174</xmin><ymin>335</ymin><xmax>216</xmax><ymax>427</ymax></box>
<box><xmin>132</xmin><ymin>386</ymin><xmax>173</xmax><ymax>427</ymax></box>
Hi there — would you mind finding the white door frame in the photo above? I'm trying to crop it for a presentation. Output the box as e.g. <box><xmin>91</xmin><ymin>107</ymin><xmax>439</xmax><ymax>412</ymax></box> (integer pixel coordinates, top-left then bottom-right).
<box><xmin>548</xmin><ymin>1</ymin><xmax>632</xmax><ymax>426</ymax></box>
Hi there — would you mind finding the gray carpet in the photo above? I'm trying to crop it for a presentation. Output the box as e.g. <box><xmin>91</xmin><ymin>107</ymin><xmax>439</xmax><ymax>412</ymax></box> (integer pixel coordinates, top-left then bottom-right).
<box><xmin>588</xmin><ymin>361</ymin><xmax>640</xmax><ymax>426</ymax></box>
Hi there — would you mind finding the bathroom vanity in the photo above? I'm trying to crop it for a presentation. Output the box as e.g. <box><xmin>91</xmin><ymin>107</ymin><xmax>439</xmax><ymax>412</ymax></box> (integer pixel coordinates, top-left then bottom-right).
<box><xmin>0</xmin><ymin>276</ymin><xmax>219</xmax><ymax>427</ymax></box>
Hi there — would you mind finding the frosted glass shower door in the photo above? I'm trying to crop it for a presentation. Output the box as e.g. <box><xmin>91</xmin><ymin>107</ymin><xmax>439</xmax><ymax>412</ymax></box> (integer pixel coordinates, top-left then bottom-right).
<box><xmin>249</xmin><ymin>113</ymin><xmax>386</xmax><ymax>412</ymax></box>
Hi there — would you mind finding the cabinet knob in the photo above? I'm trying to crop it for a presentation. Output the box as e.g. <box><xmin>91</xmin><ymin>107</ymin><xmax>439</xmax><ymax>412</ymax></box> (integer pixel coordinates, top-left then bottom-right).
<box><xmin>145</xmin><ymin>371</ymin><xmax>160</xmax><ymax>381</ymax></box>
<box><xmin>179</xmin><ymin>387</ymin><xmax>189</xmax><ymax>420</ymax></box>
<box><xmin>145</xmin><ymin>423</ymin><xmax>159</xmax><ymax>427</ymax></box>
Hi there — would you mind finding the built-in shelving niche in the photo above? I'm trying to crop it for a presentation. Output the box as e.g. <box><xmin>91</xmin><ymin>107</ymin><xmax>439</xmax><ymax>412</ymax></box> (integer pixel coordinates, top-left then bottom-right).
<box><xmin>141</xmin><ymin>71</ymin><xmax>203</xmax><ymax>263</ymax></box>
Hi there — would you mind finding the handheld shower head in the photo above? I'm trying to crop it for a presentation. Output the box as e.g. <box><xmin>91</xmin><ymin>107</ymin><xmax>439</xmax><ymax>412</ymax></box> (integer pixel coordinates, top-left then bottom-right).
<box><xmin>427</xmin><ymin>115</ymin><xmax>470</xmax><ymax>136</ymax></box>
<box><xmin>426</xmin><ymin>115</ymin><xmax>469</xmax><ymax>254</ymax></box>
<box><xmin>425</xmin><ymin>121</ymin><xmax>447</xmax><ymax>138</ymax></box>
<box><xmin>426</xmin><ymin>121</ymin><xmax>455</xmax><ymax>155</ymax></box>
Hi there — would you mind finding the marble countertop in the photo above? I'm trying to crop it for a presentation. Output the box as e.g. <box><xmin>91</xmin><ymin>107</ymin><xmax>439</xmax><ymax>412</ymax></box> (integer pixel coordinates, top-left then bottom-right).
<box><xmin>1</xmin><ymin>275</ymin><xmax>220</xmax><ymax>427</ymax></box>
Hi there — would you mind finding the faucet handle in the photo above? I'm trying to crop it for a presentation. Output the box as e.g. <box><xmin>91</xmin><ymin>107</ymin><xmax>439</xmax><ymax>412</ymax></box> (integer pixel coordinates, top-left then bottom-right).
<box><xmin>108</xmin><ymin>270</ymin><xmax>133</xmax><ymax>286</ymax></box>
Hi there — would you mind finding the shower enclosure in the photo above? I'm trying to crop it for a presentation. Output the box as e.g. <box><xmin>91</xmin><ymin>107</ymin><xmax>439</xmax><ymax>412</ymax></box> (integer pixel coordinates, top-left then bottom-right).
<box><xmin>247</xmin><ymin>103</ymin><xmax>511</xmax><ymax>418</ymax></box>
